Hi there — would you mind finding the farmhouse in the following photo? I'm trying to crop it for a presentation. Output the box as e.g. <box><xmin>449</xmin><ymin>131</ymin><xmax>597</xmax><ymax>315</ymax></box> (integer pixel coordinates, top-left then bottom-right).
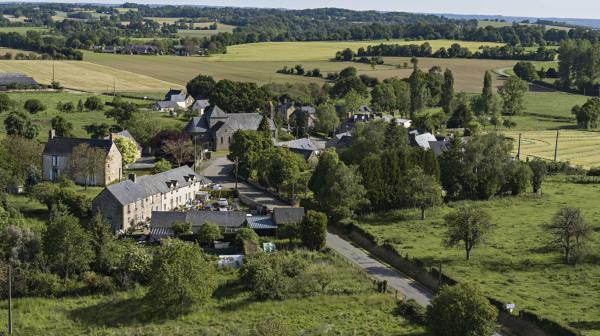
<box><xmin>122</xmin><ymin>44</ymin><xmax>159</xmax><ymax>55</ymax></box>
<box><xmin>42</xmin><ymin>130</ymin><xmax>122</xmax><ymax>186</ymax></box>
<box><xmin>92</xmin><ymin>165</ymin><xmax>210</xmax><ymax>232</ymax></box>
<box><xmin>153</xmin><ymin>89</ymin><xmax>195</xmax><ymax>112</ymax></box>
<box><xmin>183</xmin><ymin>105</ymin><xmax>276</xmax><ymax>151</ymax></box>
<box><xmin>289</xmin><ymin>106</ymin><xmax>317</xmax><ymax>128</ymax></box>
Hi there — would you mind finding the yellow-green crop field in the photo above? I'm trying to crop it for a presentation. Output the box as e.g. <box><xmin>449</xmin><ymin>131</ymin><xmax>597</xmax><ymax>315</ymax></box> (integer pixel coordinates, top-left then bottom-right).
<box><xmin>504</xmin><ymin>130</ymin><xmax>600</xmax><ymax>168</ymax></box>
<box><xmin>0</xmin><ymin>60</ymin><xmax>178</xmax><ymax>92</ymax></box>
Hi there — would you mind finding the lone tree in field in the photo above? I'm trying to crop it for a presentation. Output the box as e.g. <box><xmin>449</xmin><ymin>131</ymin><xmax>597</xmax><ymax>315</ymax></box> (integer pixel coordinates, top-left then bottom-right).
<box><xmin>426</xmin><ymin>283</ymin><xmax>498</xmax><ymax>336</ymax></box>
<box><xmin>443</xmin><ymin>206</ymin><xmax>493</xmax><ymax>260</ymax></box>
<box><xmin>301</xmin><ymin>210</ymin><xmax>328</xmax><ymax>250</ymax></box>
<box><xmin>542</xmin><ymin>207</ymin><xmax>592</xmax><ymax>265</ymax></box>
<box><xmin>499</xmin><ymin>76</ymin><xmax>528</xmax><ymax>115</ymax></box>
<box><xmin>407</xmin><ymin>168</ymin><xmax>443</xmax><ymax>220</ymax></box>
<box><xmin>146</xmin><ymin>239</ymin><xmax>216</xmax><ymax>313</ymax></box>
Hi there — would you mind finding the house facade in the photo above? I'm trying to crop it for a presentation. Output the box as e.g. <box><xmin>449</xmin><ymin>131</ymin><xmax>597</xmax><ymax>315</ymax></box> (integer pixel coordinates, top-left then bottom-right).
<box><xmin>153</xmin><ymin>89</ymin><xmax>195</xmax><ymax>112</ymax></box>
<box><xmin>184</xmin><ymin>105</ymin><xmax>276</xmax><ymax>152</ymax></box>
<box><xmin>42</xmin><ymin>130</ymin><xmax>122</xmax><ymax>186</ymax></box>
<box><xmin>92</xmin><ymin>165</ymin><xmax>210</xmax><ymax>232</ymax></box>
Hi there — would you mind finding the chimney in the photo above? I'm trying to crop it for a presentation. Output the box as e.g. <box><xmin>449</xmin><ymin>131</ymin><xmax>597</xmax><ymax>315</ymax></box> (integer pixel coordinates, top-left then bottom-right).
<box><xmin>128</xmin><ymin>174</ymin><xmax>137</xmax><ymax>183</ymax></box>
<box><xmin>48</xmin><ymin>129</ymin><xmax>56</xmax><ymax>140</ymax></box>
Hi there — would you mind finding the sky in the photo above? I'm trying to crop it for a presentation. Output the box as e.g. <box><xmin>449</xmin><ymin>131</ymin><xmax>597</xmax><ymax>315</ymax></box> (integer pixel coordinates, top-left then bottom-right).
<box><xmin>12</xmin><ymin>0</ymin><xmax>600</xmax><ymax>20</ymax></box>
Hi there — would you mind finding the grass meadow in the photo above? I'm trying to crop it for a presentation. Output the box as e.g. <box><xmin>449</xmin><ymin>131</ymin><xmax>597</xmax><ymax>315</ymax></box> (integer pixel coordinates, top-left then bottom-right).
<box><xmin>357</xmin><ymin>177</ymin><xmax>600</xmax><ymax>335</ymax></box>
<box><xmin>0</xmin><ymin>247</ymin><xmax>424</xmax><ymax>336</ymax></box>
<box><xmin>0</xmin><ymin>92</ymin><xmax>185</xmax><ymax>142</ymax></box>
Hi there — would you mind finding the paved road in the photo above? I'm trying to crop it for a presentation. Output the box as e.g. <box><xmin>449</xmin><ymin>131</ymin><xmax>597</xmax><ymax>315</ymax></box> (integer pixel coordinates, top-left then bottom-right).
<box><xmin>327</xmin><ymin>232</ymin><xmax>503</xmax><ymax>335</ymax></box>
<box><xmin>201</xmin><ymin>155</ymin><xmax>502</xmax><ymax>335</ymax></box>
<box><xmin>327</xmin><ymin>232</ymin><xmax>433</xmax><ymax>306</ymax></box>
<box><xmin>199</xmin><ymin>156</ymin><xmax>287</xmax><ymax>210</ymax></box>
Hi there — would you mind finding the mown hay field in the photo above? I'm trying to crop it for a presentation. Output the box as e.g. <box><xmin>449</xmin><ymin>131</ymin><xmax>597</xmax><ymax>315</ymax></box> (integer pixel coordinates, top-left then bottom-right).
<box><xmin>0</xmin><ymin>60</ymin><xmax>178</xmax><ymax>92</ymax></box>
<box><xmin>504</xmin><ymin>130</ymin><xmax>600</xmax><ymax>168</ymax></box>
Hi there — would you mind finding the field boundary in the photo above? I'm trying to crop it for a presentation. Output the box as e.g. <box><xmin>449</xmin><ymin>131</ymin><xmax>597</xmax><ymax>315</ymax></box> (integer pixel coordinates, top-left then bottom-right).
<box><xmin>333</xmin><ymin>223</ymin><xmax>582</xmax><ymax>336</ymax></box>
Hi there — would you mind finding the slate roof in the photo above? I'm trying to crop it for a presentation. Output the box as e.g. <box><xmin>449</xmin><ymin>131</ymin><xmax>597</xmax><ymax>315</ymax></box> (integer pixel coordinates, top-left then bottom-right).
<box><xmin>326</xmin><ymin>131</ymin><xmax>352</xmax><ymax>148</ymax></box>
<box><xmin>273</xmin><ymin>207</ymin><xmax>305</xmax><ymax>226</ymax></box>
<box><xmin>409</xmin><ymin>130</ymin><xmax>437</xmax><ymax>150</ymax></box>
<box><xmin>277</xmin><ymin>138</ymin><xmax>319</xmax><ymax>160</ymax></box>
<box><xmin>0</xmin><ymin>73</ymin><xmax>38</xmax><ymax>86</ymax></box>
<box><xmin>155</xmin><ymin>100</ymin><xmax>184</xmax><ymax>110</ymax></box>
<box><xmin>43</xmin><ymin>137</ymin><xmax>113</xmax><ymax>155</ymax></box>
<box><xmin>165</xmin><ymin>89</ymin><xmax>185</xmax><ymax>101</ymax></box>
<box><xmin>183</xmin><ymin>105</ymin><xmax>275</xmax><ymax>136</ymax></box>
<box><xmin>247</xmin><ymin>215</ymin><xmax>277</xmax><ymax>229</ymax></box>
<box><xmin>193</xmin><ymin>99</ymin><xmax>210</xmax><ymax>110</ymax></box>
<box><xmin>429</xmin><ymin>140</ymin><xmax>450</xmax><ymax>156</ymax></box>
<box><xmin>150</xmin><ymin>210</ymin><xmax>248</xmax><ymax>230</ymax></box>
<box><xmin>102</xmin><ymin>165</ymin><xmax>201</xmax><ymax>206</ymax></box>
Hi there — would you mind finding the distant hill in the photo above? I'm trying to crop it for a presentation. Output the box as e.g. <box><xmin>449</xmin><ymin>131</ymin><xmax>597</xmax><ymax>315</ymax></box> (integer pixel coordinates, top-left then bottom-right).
<box><xmin>436</xmin><ymin>14</ymin><xmax>600</xmax><ymax>29</ymax></box>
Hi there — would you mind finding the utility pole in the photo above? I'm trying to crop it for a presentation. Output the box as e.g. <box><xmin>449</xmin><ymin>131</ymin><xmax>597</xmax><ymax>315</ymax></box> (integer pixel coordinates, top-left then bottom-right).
<box><xmin>234</xmin><ymin>157</ymin><xmax>239</xmax><ymax>191</ymax></box>
<box><xmin>8</xmin><ymin>262</ymin><xmax>13</xmax><ymax>334</ymax></box>
<box><xmin>517</xmin><ymin>133</ymin><xmax>522</xmax><ymax>160</ymax></box>
<box><xmin>554</xmin><ymin>130</ymin><xmax>559</xmax><ymax>162</ymax></box>
<box><xmin>113</xmin><ymin>78</ymin><xmax>116</xmax><ymax>96</ymax></box>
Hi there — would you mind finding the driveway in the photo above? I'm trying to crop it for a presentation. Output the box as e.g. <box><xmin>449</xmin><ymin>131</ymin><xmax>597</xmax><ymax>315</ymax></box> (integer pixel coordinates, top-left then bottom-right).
<box><xmin>199</xmin><ymin>156</ymin><xmax>288</xmax><ymax>210</ymax></box>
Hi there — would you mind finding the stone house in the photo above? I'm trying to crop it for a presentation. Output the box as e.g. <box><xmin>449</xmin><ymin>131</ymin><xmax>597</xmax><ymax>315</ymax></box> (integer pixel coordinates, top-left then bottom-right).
<box><xmin>153</xmin><ymin>89</ymin><xmax>195</xmax><ymax>112</ymax></box>
<box><xmin>91</xmin><ymin>165</ymin><xmax>210</xmax><ymax>232</ymax></box>
<box><xmin>183</xmin><ymin>105</ymin><xmax>276</xmax><ymax>152</ymax></box>
<box><xmin>42</xmin><ymin>130</ymin><xmax>122</xmax><ymax>186</ymax></box>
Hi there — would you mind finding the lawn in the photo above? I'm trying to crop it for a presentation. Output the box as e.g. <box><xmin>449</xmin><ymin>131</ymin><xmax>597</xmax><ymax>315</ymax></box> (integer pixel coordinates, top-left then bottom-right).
<box><xmin>356</xmin><ymin>177</ymin><xmax>600</xmax><ymax>335</ymax></box>
<box><xmin>0</xmin><ymin>92</ymin><xmax>185</xmax><ymax>142</ymax></box>
<box><xmin>0</xmin><ymin>253</ymin><xmax>424</xmax><ymax>335</ymax></box>
<box><xmin>0</xmin><ymin>60</ymin><xmax>178</xmax><ymax>92</ymax></box>
<box><xmin>521</xmin><ymin>91</ymin><xmax>587</xmax><ymax>119</ymax></box>
<box><xmin>502</xmin><ymin>129</ymin><xmax>600</xmax><ymax>168</ymax></box>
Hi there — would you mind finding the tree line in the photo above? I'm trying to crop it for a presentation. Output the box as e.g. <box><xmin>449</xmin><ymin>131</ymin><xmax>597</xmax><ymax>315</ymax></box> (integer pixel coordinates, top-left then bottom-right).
<box><xmin>335</xmin><ymin>42</ymin><xmax>558</xmax><ymax>61</ymax></box>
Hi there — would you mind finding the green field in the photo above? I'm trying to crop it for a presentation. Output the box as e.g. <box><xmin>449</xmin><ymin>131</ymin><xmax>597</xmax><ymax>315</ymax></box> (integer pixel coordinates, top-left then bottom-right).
<box><xmin>478</xmin><ymin>20</ymin><xmax>513</xmax><ymax>28</ymax></box>
<box><xmin>521</xmin><ymin>92</ymin><xmax>587</xmax><ymax>119</ymax></box>
<box><xmin>0</xmin><ymin>27</ymin><xmax>47</xmax><ymax>34</ymax></box>
<box><xmin>178</xmin><ymin>22</ymin><xmax>237</xmax><ymax>38</ymax></box>
<box><xmin>0</xmin><ymin>92</ymin><xmax>185</xmax><ymax>142</ymax></box>
<box><xmin>357</xmin><ymin>177</ymin><xmax>600</xmax><ymax>335</ymax></box>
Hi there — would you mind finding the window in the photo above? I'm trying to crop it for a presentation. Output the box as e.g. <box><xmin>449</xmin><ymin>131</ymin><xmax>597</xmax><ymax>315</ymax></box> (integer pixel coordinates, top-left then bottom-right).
<box><xmin>127</xmin><ymin>204</ymin><xmax>131</xmax><ymax>213</ymax></box>
<box><xmin>220</xmin><ymin>137</ymin><xmax>223</xmax><ymax>144</ymax></box>
<box><xmin>51</xmin><ymin>168</ymin><xmax>59</xmax><ymax>181</ymax></box>
<box><xmin>52</xmin><ymin>155</ymin><xmax>59</xmax><ymax>167</ymax></box>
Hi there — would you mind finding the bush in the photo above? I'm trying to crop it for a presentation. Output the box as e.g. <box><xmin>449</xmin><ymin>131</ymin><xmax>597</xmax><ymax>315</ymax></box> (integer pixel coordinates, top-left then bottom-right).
<box><xmin>152</xmin><ymin>159</ymin><xmax>172</xmax><ymax>174</ymax></box>
<box><xmin>84</xmin><ymin>96</ymin><xmax>104</xmax><ymax>111</ymax></box>
<box><xmin>83</xmin><ymin>271</ymin><xmax>116</xmax><ymax>294</ymax></box>
<box><xmin>396</xmin><ymin>299</ymin><xmax>426</xmax><ymax>325</ymax></box>
<box><xmin>15</xmin><ymin>268</ymin><xmax>61</xmax><ymax>297</ymax></box>
<box><xmin>23</xmin><ymin>99</ymin><xmax>46</xmax><ymax>114</ymax></box>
